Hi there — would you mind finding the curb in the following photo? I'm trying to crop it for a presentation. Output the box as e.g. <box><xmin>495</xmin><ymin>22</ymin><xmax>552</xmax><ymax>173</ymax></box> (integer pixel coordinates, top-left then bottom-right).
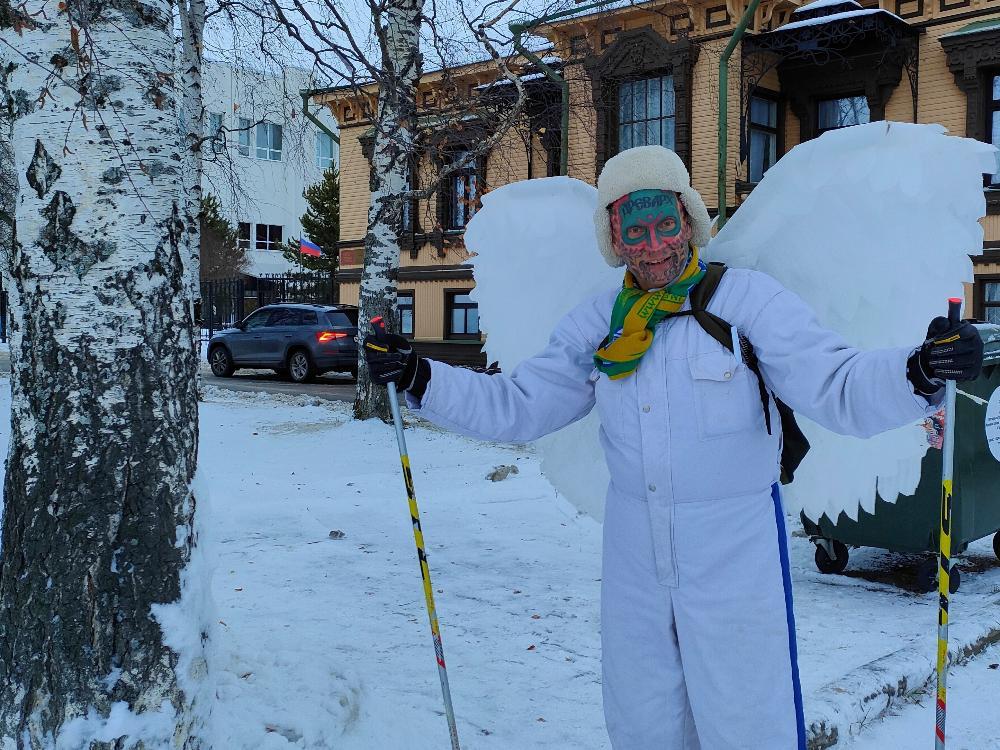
<box><xmin>804</xmin><ymin>597</ymin><xmax>1000</xmax><ymax>748</ymax></box>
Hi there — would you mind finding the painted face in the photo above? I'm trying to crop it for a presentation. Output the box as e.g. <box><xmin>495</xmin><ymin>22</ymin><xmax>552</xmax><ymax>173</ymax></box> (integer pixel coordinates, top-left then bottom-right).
<box><xmin>610</xmin><ymin>189</ymin><xmax>692</xmax><ymax>290</ymax></box>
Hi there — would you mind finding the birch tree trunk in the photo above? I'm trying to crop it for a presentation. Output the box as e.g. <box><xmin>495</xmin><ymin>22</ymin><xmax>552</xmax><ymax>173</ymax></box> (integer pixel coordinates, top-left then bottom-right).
<box><xmin>354</xmin><ymin>0</ymin><xmax>422</xmax><ymax>421</ymax></box>
<box><xmin>178</xmin><ymin>0</ymin><xmax>205</xmax><ymax>301</ymax></box>
<box><xmin>0</xmin><ymin>2</ymin><xmax>205</xmax><ymax>747</ymax></box>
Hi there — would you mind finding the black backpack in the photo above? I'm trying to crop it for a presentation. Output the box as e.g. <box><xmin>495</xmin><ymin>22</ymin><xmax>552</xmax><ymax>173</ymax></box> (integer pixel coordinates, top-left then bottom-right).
<box><xmin>676</xmin><ymin>262</ymin><xmax>810</xmax><ymax>484</ymax></box>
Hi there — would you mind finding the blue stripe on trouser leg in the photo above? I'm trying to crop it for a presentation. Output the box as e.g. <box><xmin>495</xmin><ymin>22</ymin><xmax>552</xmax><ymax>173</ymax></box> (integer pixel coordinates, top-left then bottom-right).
<box><xmin>771</xmin><ymin>483</ymin><xmax>806</xmax><ymax>750</ymax></box>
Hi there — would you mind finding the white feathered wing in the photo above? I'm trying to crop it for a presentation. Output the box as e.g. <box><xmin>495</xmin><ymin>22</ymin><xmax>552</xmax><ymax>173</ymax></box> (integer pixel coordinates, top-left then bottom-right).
<box><xmin>463</xmin><ymin>122</ymin><xmax>997</xmax><ymax>523</ymax></box>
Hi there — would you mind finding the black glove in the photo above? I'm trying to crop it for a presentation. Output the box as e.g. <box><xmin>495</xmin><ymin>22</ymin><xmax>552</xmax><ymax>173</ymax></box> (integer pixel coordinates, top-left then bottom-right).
<box><xmin>907</xmin><ymin>317</ymin><xmax>983</xmax><ymax>395</ymax></box>
<box><xmin>363</xmin><ymin>327</ymin><xmax>416</xmax><ymax>385</ymax></box>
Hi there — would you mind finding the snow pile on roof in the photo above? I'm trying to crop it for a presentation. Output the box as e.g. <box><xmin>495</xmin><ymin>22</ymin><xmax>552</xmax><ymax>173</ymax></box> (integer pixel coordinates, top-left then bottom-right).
<box><xmin>776</xmin><ymin>7</ymin><xmax>900</xmax><ymax>32</ymax></box>
<box><xmin>792</xmin><ymin>0</ymin><xmax>863</xmax><ymax>16</ymax></box>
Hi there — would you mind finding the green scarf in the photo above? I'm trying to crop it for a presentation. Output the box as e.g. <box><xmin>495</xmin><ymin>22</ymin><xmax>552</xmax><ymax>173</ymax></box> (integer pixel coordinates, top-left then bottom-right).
<box><xmin>594</xmin><ymin>249</ymin><xmax>706</xmax><ymax>380</ymax></box>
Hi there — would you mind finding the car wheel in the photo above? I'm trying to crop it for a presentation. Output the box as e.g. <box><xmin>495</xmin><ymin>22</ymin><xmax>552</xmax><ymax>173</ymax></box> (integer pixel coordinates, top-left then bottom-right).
<box><xmin>993</xmin><ymin>531</ymin><xmax>1000</xmax><ymax>562</ymax></box>
<box><xmin>288</xmin><ymin>349</ymin><xmax>315</xmax><ymax>383</ymax></box>
<box><xmin>348</xmin><ymin>365</ymin><xmax>358</xmax><ymax>383</ymax></box>
<box><xmin>814</xmin><ymin>539</ymin><xmax>849</xmax><ymax>575</ymax></box>
<box><xmin>209</xmin><ymin>346</ymin><xmax>235</xmax><ymax>377</ymax></box>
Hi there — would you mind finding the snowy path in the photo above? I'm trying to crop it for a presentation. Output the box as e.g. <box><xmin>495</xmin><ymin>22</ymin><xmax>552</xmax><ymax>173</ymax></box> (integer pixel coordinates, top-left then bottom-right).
<box><xmin>1</xmin><ymin>382</ymin><xmax>998</xmax><ymax>748</ymax></box>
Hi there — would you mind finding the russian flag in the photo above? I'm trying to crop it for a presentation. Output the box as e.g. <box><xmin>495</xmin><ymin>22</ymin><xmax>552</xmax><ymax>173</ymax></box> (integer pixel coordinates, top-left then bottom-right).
<box><xmin>300</xmin><ymin>238</ymin><xmax>322</xmax><ymax>257</ymax></box>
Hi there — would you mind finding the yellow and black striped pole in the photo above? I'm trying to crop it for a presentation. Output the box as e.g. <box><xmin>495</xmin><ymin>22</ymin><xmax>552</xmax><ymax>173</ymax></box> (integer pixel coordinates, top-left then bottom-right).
<box><xmin>934</xmin><ymin>297</ymin><xmax>962</xmax><ymax>750</ymax></box>
<box><xmin>366</xmin><ymin>315</ymin><xmax>462</xmax><ymax>750</ymax></box>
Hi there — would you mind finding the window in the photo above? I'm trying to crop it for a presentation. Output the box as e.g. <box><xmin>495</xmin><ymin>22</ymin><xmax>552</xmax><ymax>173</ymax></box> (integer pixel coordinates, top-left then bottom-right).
<box><xmin>397</xmin><ymin>291</ymin><xmax>414</xmax><ymax>336</ymax></box>
<box><xmin>748</xmin><ymin>96</ymin><xmax>778</xmax><ymax>183</ymax></box>
<box><xmin>990</xmin><ymin>74</ymin><xmax>999</xmax><ymax>186</ymax></box>
<box><xmin>242</xmin><ymin>309</ymin><xmax>270</xmax><ymax>330</ymax></box>
<box><xmin>301</xmin><ymin>311</ymin><xmax>318</xmax><ymax>326</ymax></box>
<box><xmin>817</xmin><ymin>96</ymin><xmax>870</xmax><ymax>134</ymax></box>
<box><xmin>255</xmin><ymin>224</ymin><xmax>282</xmax><ymax>251</ymax></box>
<box><xmin>208</xmin><ymin>112</ymin><xmax>225</xmax><ymax>154</ymax></box>
<box><xmin>446</xmin><ymin>291</ymin><xmax>480</xmax><ymax>339</ymax></box>
<box><xmin>327</xmin><ymin>310</ymin><xmax>358</xmax><ymax>327</ymax></box>
<box><xmin>237</xmin><ymin>222</ymin><xmax>251</xmax><ymax>250</ymax></box>
<box><xmin>982</xmin><ymin>280</ymin><xmax>1000</xmax><ymax>324</ymax></box>
<box><xmin>316</xmin><ymin>132</ymin><xmax>336</xmax><ymax>169</ymax></box>
<box><xmin>618</xmin><ymin>75</ymin><xmax>675</xmax><ymax>152</ymax></box>
<box><xmin>256</xmin><ymin>122</ymin><xmax>283</xmax><ymax>161</ymax></box>
<box><xmin>238</xmin><ymin>118</ymin><xmax>251</xmax><ymax>156</ymax></box>
<box><xmin>266</xmin><ymin>308</ymin><xmax>300</xmax><ymax>327</ymax></box>
<box><xmin>446</xmin><ymin>152</ymin><xmax>480</xmax><ymax>230</ymax></box>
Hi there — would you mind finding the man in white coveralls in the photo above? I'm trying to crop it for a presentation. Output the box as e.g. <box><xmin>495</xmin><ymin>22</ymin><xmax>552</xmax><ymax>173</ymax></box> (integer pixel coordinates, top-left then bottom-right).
<box><xmin>363</xmin><ymin>145</ymin><xmax>983</xmax><ymax>749</ymax></box>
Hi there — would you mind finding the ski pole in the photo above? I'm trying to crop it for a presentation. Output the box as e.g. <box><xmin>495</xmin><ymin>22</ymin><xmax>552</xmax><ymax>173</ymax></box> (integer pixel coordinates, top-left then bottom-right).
<box><xmin>934</xmin><ymin>297</ymin><xmax>962</xmax><ymax>750</ymax></box>
<box><xmin>371</xmin><ymin>316</ymin><xmax>461</xmax><ymax>750</ymax></box>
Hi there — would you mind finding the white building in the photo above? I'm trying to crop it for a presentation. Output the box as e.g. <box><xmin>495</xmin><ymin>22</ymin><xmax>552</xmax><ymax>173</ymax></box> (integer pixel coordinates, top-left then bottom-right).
<box><xmin>201</xmin><ymin>60</ymin><xmax>339</xmax><ymax>276</ymax></box>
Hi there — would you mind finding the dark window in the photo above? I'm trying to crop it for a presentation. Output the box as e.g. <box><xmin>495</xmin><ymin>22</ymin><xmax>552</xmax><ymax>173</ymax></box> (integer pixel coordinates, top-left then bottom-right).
<box><xmin>748</xmin><ymin>95</ymin><xmax>778</xmax><ymax>183</ymax></box>
<box><xmin>990</xmin><ymin>74</ymin><xmax>999</xmax><ymax>186</ymax></box>
<box><xmin>570</xmin><ymin>35</ymin><xmax>589</xmax><ymax>57</ymax></box>
<box><xmin>301</xmin><ymin>311</ymin><xmax>318</xmax><ymax>326</ymax></box>
<box><xmin>326</xmin><ymin>310</ymin><xmax>358</xmax><ymax>327</ymax></box>
<box><xmin>267</xmin><ymin>308</ymin><xmax>299</xmax><ymax>326</ymax></box>
<box><xmin>618</xmin><ymin>75</ymin><xmax>675</xmax><ymax>153</ymax></box>
<box><xmin>397</xmin><ymin>291</ymin><xmax>414</xmax><ymax>336</ymax></box>
<box><xmin>983</xmin><ymin>280</ymin><xmax>1000</xmax><ymax>324</ymax></box>
<box><xmin>446</xmin><ymin>291</ymin><xmax>480</xmax><ymax>339</ymax></box>
<box><xmin>208</xmin><ymin>112</ymin><xmax>225</xmax><ymax>154</ymax></box>
<box><xmin>243</xmin><ymin>309</ymin><xmax>270</xmax><ymax>330</ymax></box>
<box><xmin>817</xmin><ymin>96</ymin><xmax>870</xmax><ymax>134</ymax></box>
<box><xmin>256</xmin><ymin>122</ymin><xmax>283</xmax><ymax>161</ymax></box>
<box><xmin>446</xmin><ymin>152</ymin><xmax>480</xmax><ymax>229</ymax></box>
<box><xmin>238</xmin><ymin>118</ymin><xmax>251</xmax><ymax>156</ymax></box>
<box><xmin>403</xmin><ymin>158</ymin><xmax>417</xmax><ymax>231</ymax></box>
<box><xmin>237</xmin><ymin>222</ymin><xmax>251</xmax><ymax>250</ymax></box>
<box><xmin>255</xmin><ymin>224</ymin><xmax>282</xmax><ymax>251</ymax></box>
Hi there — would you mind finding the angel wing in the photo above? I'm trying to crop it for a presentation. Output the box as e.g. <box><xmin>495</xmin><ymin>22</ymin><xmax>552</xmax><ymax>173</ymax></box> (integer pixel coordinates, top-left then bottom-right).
<box><xmin>706</xmin><ymin>121</ymin><xmax>998</xmax><ymax>521</ymax></box>
<box><xmin>463</xmin><ymin>176</ymin><xmax>617</xmax><ymax>519</ymax></box>
<box><xmin>463</xmin><ymin>123</ymin><xmax>997</xmax><ymax>524</ymax></box>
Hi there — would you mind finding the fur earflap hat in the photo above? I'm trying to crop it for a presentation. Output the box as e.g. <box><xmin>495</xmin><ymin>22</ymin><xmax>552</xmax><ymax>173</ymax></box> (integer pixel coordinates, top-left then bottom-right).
<box><xmin>594</xmin><ymin>145</ymin><xmax>712</xmax><ymax>267</ymax></box>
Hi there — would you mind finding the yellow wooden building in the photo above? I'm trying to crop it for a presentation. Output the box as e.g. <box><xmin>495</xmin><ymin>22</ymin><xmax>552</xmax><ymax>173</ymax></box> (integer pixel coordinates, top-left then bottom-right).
<box><xmin>312</xmin><ymin>0</ymin><xmax>1000</xmax><ymax>364</ymax></box>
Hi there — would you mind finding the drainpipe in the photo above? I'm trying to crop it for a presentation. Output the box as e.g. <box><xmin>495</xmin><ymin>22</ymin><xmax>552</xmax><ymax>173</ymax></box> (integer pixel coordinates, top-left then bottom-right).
<box><xmin>508</xmin><ymin>0</ymin><xmax>612</xmax><ymax>177</ymax></box>
<box><xmin>717</xmin><ymin>0</ymin><xmax>762</xmax><ymax>231</ymax></box>
<box><xmin>301</xmin><ymin>89</ymin><xmax>341</xmax><ymax>145</ymax></box>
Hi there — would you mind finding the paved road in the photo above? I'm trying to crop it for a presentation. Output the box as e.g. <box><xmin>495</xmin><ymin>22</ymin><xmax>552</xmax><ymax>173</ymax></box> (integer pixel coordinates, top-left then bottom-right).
<box><xmin>0</xmin><ymin>349</ymin><xmax>356</xmax><ymax>403</ymax></box>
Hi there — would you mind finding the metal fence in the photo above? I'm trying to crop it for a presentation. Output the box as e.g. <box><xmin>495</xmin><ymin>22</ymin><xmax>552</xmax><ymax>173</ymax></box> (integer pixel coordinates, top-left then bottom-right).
<box><xmin>198</xmin><ymin>272</ymin><xmax>338</xmax><ymax>341</ymax></box>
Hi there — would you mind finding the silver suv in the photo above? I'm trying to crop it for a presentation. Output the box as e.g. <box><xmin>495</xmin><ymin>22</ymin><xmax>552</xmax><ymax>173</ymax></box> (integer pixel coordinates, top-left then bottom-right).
<box><xmin>207</xmin><ymin>304</ymin><xmax>359</xmax><ymax>383</ymax></box>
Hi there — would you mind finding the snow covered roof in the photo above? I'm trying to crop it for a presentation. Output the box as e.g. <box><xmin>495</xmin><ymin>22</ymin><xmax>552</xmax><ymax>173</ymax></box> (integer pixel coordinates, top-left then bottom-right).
<box><xmin>243</xmin><ymin>249</ymin><xmax>296</xmax><ymax>277</ymax></box>
<box><xmin>792</xmin><ymin>0</ymin><xmax>862</xmax><ymax>15</ymax></box>
<box><xmin>773</xmin><ymin>7</ymin><xmax>903</xmax><ymax>33</ymax></box>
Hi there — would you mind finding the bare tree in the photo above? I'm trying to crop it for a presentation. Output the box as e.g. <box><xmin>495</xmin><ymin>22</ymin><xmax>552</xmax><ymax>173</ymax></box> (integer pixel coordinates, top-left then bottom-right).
<box><xmin>0</xmin><ymin>1</ymin><xmax>208</xmax><ymax>746</ymax></box>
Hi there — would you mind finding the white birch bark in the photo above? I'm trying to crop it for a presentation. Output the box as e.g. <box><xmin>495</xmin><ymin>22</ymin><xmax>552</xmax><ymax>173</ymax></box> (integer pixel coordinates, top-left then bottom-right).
<box><xmin>178</xmin><ymin>0</ymin><xmax>205</xmax><ymax>301</ymax></box>
<box><xmin>0</xmin><ymin>1</ymin><xmax>205</xmax><ymax>747</ymax></box>
<box><xmin>354</xmin><ymin>0</ymin><xmax>422</xmax><ymax>421</ymax></box>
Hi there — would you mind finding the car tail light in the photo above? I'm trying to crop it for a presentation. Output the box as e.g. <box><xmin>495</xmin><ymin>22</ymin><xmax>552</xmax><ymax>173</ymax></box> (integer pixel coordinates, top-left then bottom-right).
<box><xmin>317</xmin><ymin>331</ymin><xmax>348</xmax><ymax>343</ymax></box>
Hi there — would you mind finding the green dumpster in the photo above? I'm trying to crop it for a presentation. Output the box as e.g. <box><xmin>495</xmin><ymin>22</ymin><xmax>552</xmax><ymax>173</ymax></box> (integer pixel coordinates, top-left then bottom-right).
<box><xmin>800</xmin><ymin>323</ymin><xmax>1000</xmax><ymax>592</ymax></box>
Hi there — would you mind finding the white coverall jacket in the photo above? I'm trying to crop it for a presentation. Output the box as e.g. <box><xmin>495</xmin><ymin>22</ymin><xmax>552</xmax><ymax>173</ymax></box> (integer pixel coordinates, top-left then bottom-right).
<box><xmin>407</xmin><ymin>268</ymin><xmax>940</xmax><ymax>749</ymax></box>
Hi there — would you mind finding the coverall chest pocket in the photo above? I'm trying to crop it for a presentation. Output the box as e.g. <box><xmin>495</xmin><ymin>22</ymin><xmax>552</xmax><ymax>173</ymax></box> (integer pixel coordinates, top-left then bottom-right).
<box><xmin>688</xmin><ymin>350</ymin><xmax>761</xmax><ymax>440</ymax></box>
<box><xmin>592</xmin><ymin>369</ymin><xmax>625</xmax><ymax>440</ymax></box>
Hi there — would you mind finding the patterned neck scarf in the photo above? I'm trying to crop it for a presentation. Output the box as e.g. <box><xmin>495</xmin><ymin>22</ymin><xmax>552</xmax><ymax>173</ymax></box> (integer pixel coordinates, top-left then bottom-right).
<box><xmin>594</xmin><ymin>247</ymin><xmax>706</xmax><ymax>380</ymax></box>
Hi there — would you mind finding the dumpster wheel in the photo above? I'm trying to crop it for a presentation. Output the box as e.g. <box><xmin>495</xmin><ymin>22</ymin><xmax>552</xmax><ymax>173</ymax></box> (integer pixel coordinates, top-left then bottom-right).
<box><xmin>814</xmin><ymin>539</ymin><xmax>849</xmax><ymax>575</ymax></box>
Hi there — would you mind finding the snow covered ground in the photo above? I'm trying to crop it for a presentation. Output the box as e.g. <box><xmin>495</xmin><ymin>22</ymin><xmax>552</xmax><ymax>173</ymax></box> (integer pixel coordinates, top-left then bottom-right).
<box><xmin>1</xmin><ymin>380</ymin><xmax>999</xmax><ymax>747</ymax></box>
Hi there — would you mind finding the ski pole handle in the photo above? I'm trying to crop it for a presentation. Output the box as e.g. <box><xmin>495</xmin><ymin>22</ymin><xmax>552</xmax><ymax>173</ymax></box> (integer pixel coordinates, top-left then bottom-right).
<box><xmin>947</xmin><ymin>298</ymin><xmax>962</xmax><ymax>326</ymax></box>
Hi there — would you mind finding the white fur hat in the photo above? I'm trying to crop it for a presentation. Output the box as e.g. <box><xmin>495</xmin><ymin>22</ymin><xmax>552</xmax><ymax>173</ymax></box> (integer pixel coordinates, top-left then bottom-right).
<box><xmin>594</xmin><ymin>145</ymin><xmax>712</xmax><ymax>267</ymax></box>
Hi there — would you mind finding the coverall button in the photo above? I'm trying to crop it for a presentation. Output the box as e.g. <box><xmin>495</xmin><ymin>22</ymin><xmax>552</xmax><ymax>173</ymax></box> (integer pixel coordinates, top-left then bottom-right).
<box><xmin>723</xmin><ymin>370</ymin><xmax>732</xmax><ymax>380</ymax></box>
<box><xmin>642</xmin><ymin>405</ymin><xmax>651</xmax><ymax>413</ymax></box>
<box><xmin>648</xmin><ymin>483</ymin><xmax>656</xmax><ymax>492</ymax></box>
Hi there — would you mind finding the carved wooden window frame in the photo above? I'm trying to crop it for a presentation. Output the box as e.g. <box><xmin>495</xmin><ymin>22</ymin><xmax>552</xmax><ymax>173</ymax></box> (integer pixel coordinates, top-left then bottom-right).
<box><xmin>940</xmin><ymin>25</ymin><xmax>1000</xmax><ymax>214</ymax></box>
<box><xmin>583</xmin><ymin>26</ymin><xmax>699</xmax><ymax>182</ymax></box>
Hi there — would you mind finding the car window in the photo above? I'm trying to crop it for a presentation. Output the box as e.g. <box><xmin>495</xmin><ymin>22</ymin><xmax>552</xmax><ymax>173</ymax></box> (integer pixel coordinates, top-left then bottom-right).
<box><xmin>301</xmin><ymin>311</ymin><xmax>318</xmax><ymax>326</ymax></box>
<box><xmin>266</xmin><ymin>308</ymin><xmax>300</xmax><ymax>327</ymax></box>
<box><xmin>327</xmin><ymin>311</ymin><xmax>357</xmax><ymax>328</ymax></box>
<box><xmin>243</xmin><ymin>310</ymin><xmax>270</xmax><ymax>330</ymax></box>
